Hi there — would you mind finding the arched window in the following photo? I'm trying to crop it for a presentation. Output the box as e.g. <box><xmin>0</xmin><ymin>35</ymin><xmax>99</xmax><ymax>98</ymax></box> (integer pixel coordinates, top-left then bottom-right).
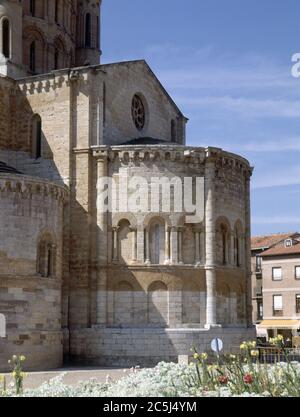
<box><xmin>114</xmin><ymin>281</ymin><xmax>134</xmax><ymax>325</ymax></box>
<box><xmin>30</xmin><ymin>0</ymin><xmax>36</xmax><ymax>17</ymax></box>
<box><xmin>32</xmin><ymin>115</ymin><xmax>42</xmax><ymax>159</ymax></box>
<box><xmin>85</xmin><ymin>13</ymin><xmax>91</xmax><ymax>47</ymax></box>
<box><xmin>29</xmin><ymin>41</ymin><xmax>36</xmax><ymax>73</ymax></box>
<box><xmin>37</xmin><ymin>234</ymin><xmax>56</xmax><ymax>278</ymax></box>
<box><xmin>2</xmin><ymin>19</ymin><xmax>10</xmax><ymax>59</ymax></box>
<box><xmin>149</xmin><ymin>219</ymin><xmax>166</xmax><ymax>264</ymax></box>
<box><xmin>54</xmin><ymin>49</ymin><xmax>59</xmax><ymax>70</ymax></box>
<box><xmin>216</xmin><ymin>218</ymin><xmax>231</xmax><ymax>266</ymax></box>
<box><xmin>148</xmin><ymin>281</ymin><xmax>168</xmax><ymax>325</ymax></box>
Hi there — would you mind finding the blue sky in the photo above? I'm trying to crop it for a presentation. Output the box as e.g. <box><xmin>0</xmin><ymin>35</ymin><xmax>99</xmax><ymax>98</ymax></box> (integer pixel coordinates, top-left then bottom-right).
<box><xmin>101</xmin><ymin>0</ymin><xmax>300</xmax><ymax>236</ymax></box>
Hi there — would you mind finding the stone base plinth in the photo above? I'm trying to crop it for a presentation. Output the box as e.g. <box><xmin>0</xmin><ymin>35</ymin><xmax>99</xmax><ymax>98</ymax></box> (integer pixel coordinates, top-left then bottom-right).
<box><xmin>70</xmin><ymin>326</ymin><xmax>256</xmax><ymax>367</ymax></box>
<box><xmin>0</xmin><ymin>330</ymin><xmax>63</xmax><ymax>372</ymax></box>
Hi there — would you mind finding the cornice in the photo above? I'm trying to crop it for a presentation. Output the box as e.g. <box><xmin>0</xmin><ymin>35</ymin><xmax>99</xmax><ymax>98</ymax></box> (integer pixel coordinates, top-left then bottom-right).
<box><xmin>0</xmin><ymin>174</ymin><xmax>69</xmax><ymax>203</ymax></box>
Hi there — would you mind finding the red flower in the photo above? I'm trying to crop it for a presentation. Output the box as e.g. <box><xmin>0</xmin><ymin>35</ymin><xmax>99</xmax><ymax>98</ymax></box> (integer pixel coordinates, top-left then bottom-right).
<box><xmin>243</xmin><ymin>373</ymin><xmax>254</xmax><ymax>384</ymax></box>
<box><xmin>218</xmin><ymin>375</ymin><xmax>229</xmax><ymax>385</ymax></box>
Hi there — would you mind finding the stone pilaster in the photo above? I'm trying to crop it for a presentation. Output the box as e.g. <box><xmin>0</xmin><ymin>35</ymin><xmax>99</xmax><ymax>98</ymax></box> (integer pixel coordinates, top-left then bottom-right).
<box><xmin>205</xmin><ymin>152</ymin><xmax>219</xmax><ymax>327</ymax></box>
<box><xmin>95</xmin><ymin>151</ymin><xmax>108</xmax><ymax>325</ymax></box>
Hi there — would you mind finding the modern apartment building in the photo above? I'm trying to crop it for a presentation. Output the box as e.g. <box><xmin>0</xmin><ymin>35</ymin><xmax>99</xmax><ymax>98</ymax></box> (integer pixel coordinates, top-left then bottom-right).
<box><xmin>251</xmin><ymin>233</ymin><xmax>300</xmax><ymax>342</ymax></box>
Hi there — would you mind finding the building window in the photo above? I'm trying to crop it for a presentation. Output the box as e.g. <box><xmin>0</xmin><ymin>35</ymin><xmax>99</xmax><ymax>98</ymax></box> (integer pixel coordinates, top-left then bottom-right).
<box><xmin>296</xmin><ymin>295</ymin><xmax>300</xmax><ymax>314</ymax></box>
<box><xmin>295</xmin><ymin>266</ymin><xmax>300</xmax><ymax>280</ymax></box>
<box><xmin>273</xmin><ymin>295</ymin><xmax>283</xmax><ymax>317</ymax></box>
<box><xmin>285</xmin><ymin>239</ymin><xmax>293</xmax><ymax>248</ymax></box>
<box><xmin>272</xmin><ymin>267</ymin><xmax>282</xmax><ymax>281</ymax></box>
<box><xmin>256</xmin><ymin>256</ymin><xmax>262</xmax><ymax>272</ymax></box>
<box><xmin>32</xmin><ymin>115</ymin><xmax>42</xmax><ymax>159</ymax></box>
<box><xmin>85</xmin><ymin>13</ymin><xmax>91</xmax><ymax>47</ymax></box>
<box><xmin>29</xmin><ymin>41</ymin><xmax>36</xmax><ymax>73</ymax></box>
<box><xmin>132</xmin><ymin>94</ymin><xmax>145</xmax><ymax>131</ymax></box>
<box><xmin>2</xmin><ymin>19</ymin><xmax>10</xmax><ymax>59</ymax></box>
<box><xmin>257</xmin><ymin>301</ymin><xmax>263</xmax><ymax>321</ymax></box>
<box><xmin>30</xmin><ymin>0</ymin><xmax>36</xmax><ymax>17</ymax></box>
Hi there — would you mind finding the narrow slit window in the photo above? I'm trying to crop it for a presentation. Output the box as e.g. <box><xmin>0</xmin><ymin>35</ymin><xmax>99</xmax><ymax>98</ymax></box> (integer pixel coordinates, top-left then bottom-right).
<box><xmin>2</xmin><ymin>19</ymin><xmax>10</xmax><ymax>59</ymax></box>
<box><xmin>85</xmin><ymin>13</ymin><xmax>91</xmax><ymax>47</ymax></box>
<box><xmin>30</xmin><ymin>41</ymin><xmax>36</xmax><ymax>73</ymax></box>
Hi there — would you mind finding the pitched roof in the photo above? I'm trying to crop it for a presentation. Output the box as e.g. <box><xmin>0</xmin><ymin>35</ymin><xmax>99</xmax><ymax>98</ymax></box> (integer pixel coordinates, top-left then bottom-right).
<box><xmin>261</xmin><ymin>242</ymin><xmax>300</xmax><ymax>257</ymax></box>
<box><xmin>251</xmin><ymin>233</ymin><xmax>299</xmax><ymax>250</ymax></box>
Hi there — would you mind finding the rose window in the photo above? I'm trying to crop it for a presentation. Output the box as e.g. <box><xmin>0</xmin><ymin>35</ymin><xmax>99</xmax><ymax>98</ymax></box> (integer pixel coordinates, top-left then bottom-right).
<box><xmin>131</xmin><ymin>95</ymin><xmax>145</xmax><ymax>131</ymax></box>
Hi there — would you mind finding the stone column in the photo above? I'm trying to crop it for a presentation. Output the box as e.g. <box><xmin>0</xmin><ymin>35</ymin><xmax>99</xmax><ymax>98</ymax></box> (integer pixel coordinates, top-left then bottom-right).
<box><xmin>231</xmin><ymin>234</ymin><xmax>236</xmax><ymax>266</ymax></box>
<box><xmin>112</xmin><ymin>227</ymin><xmax>118</xmax><ymax>262</ymax></box>
<box><xmin>164</xmin><ymin>227</ymin><xmax>170</xmax><ymax>265</ymax></box>
<box><xmin>245</xmin><ymin>172</ymin><xmax>253</xmax><ymax>327</ymax></box>
<box><xmin>205</xmin><ymin>153</ymin><xmax>219</xmax><ymax>328</ymax></box>
<box><xmin>136</xmin><ymin>226</ymin><xmax>144</xmax><ymax>263</ymax></box>
<box><xmin>145</xmin><ymin>228</ymin><xmax>150</xmax><ymax>264</ymax></box>
<box><xmin>131</xmin><ymin>228</ymin><xmax>137</xmax><ymax>262</ymax></box>
<box><xmin>170</xmin><ymin>227</ymin><xmax>179</xmax><ymax>264</ymax></box>
<box><xmin>96</xmin><ymin>152</ymin><xmax>108</xmax><ymax>325</ymax></box>
<box><xmin>195</xmin><ymin>230</ymin><xmax>201</xmax><ymax>265</ymax></box>
<box><xmin>178</xmin><ymin>227</ymin><xmax>183</xmax><ymax>264</ymax></box>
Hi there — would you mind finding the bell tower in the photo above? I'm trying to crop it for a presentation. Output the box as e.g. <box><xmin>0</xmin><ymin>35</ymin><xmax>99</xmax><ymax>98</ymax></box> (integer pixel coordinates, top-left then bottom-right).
<box><xmin>0</xmin><ymin>0</ymin><xmax>25</xmax><ymax>78</ymax></box>
<box><xmin>75</xmin><ymin>0</ymin><xmax>102</xmax><ymax>67</ymax></box>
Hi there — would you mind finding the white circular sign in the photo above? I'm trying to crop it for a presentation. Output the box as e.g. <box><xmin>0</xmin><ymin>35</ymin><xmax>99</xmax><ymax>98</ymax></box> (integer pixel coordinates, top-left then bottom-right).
<box><xmin>211</xmin><ymin>338</ymin><xmax>223</xmax><ymax>353</ymax></box>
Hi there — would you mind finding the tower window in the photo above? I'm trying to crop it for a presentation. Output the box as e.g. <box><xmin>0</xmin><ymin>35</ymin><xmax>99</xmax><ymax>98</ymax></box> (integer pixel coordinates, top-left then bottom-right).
<box><xmin>55</xmin><ymin>0</ymin><xmax>59</xmax><ymax>23</ymax></box>
<box><xmin>30</xmin><ymin>0</ymin><xmax>36</xmax><ymax>17</ymax></box>
<box><xmin>96</xmin><ymin>16</ymin><xmax>100</xmax><ymax>49</ymax></box>
<box><xmin>29</xmin><ymin>41</ymin><xmax>36</xmax><ymax>73</ymax></box>
<box><xmin>2</xmin><ymin>19</ymin><xmax>10</xmax><ymax>59</ymax></box>
<box><xmin>85</xmin><ymin>13</ymin><xmax>91</xmax><ymax>47</ymax></box>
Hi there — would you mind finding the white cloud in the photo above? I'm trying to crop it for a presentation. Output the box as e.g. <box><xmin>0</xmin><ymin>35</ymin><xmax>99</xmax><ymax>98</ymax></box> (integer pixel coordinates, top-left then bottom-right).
<box><xmin>221</xmin><ymin>137</ymin><xmax>300</xmax><ymax>153</ymax></box>
<box><xmin>252</xmin><ymin>216</ymin><xmax>300</xmax><ymax>225</ymax></box>
<box><xmin>174</xmin><ymin>96</ymin><xmax>300</xmax><ymax>119</ymax></box>
<box><xmin>251</xmin><ymin>165</ymin><xmax>300</xmax><ymax>189</ymax></box>
<box><xmin>158</xmin><ymin>67</ymin><xmax>295</xmax><ymax>91</ymax></box>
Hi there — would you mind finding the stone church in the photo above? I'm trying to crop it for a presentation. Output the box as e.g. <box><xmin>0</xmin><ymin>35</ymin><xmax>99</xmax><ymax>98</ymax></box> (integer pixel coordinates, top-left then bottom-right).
<box><xmin>0</xmin><ymin>0</ymin><xmax>254</xmax><ymax>371</ymax></box>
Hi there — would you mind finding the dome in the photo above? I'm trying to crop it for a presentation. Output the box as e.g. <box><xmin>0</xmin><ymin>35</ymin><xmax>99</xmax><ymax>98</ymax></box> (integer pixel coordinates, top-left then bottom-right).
<box><xmin>0</xmin><ymin>161</ymin><xmax>23</xmax><ymax>175</ymax></box>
